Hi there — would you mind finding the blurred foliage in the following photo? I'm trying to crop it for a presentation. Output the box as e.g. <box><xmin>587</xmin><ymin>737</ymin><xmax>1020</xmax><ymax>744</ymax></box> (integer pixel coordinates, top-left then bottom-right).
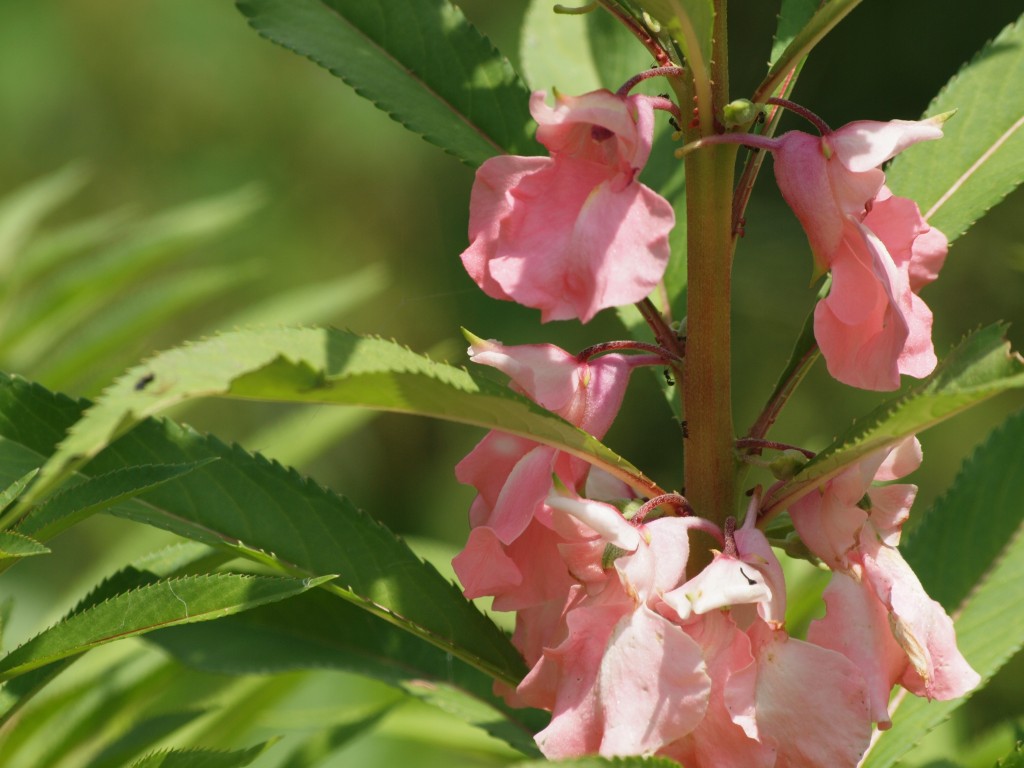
<box><xmin>0</xmin><ymin>1</ymin><xmax>1021</xmax><ymax>765</ymax></box>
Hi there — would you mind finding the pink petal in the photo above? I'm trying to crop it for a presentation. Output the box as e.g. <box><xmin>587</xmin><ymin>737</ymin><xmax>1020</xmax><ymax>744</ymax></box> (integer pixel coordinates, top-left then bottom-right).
<box><xmin>860</xmin><ymin>536</ymin><xmax>981</xmax><ymax>700</ymax></box>
<box><xmin>597</xmin><ymin>607</ymin><xmax>711</xmax><ymax>756</ymax></box>
<box><xmin>747</xmin><ymin>622</ymin><xmax>872</xmax><ymax>768</ymax></box>
<box><xmin>807</xmin><ymin>571</ymin><xmax>907</xmax><ymax>727</ymax></box>
<box><xmin>452</xmin><ymin>526</ymin><xmax>522</xmax><ymax>600</ymax></box>
<box><xmin>831</xmin><ymin>119</ymin><xmax>945</xmax><ymax>173</ymax></box>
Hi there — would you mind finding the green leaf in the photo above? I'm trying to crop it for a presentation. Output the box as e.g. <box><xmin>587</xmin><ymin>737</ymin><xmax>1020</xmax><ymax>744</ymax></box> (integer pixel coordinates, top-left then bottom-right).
<box><xmin>0</xmin><ymin>373</ymin><xmax>529</xmax><ymax>690</ymax></box>
<box><xmin>235</xmin><ymin>0</ymin><xmax>538</xmax><ymax>166</ymax></box>
<box><xmin>13</xmin><ymin>461</ymin><xmax>214</xmax><ymax>542</ymax></box>
<box><xmin>128</xmin><ymin>742</ymin><xmax>276</xmax><ymax>768</ymax></box>
<box><xmin>0</xmin><ymin>531</ymin><xmax>48</xmax><ymax>561</ymax></box>
<box><xmin>87</xmin><ymin>709</ymin><xmax>210</xmax><ymax>768</ymax></box>
<box><xmin>769</xmin><ymin>0</ymin><xmax>820</xmax><ymax>68</ymax></box>
<box><xmin>0</xmin><ymin>164</ymin><xmax>89</xmax><ymax>277</ymax></box>
<box><xmin>149</xmin><ymin>588</ymin><xmax>546</xmax><ymax>758</ymax></box>
<box><xmin>276</xmin><ymin>707</ymin><xmax>393</xmax><ymax>768</ymax></box>
<box><xmin>765</xmin><ymin>324</ymin><xmax>1024</xmax><ymax>516</ymax></box>
<box><xmin>754</xmin><ymin>0</ymin><xmax>863</xmax><ymax>102</ymax></box>
<box><xmin>520</xmin><ymin>0</ymin><xmax>656</xmax><ymax>94</ymax></box>
<box><xmin>0</xmin><ymin>574</ymin><xmax>333</xmax><ymax>681</ymax></box>
<box><xmin>995</xmin><ymin>742</ymin><xmax>1024</xmax><ymax>768</ymax></box>
<box><xmin>861</xmin><ymin>415</ymin><xmax>1024</xmax><ymax>768</ymax></box>
<box><xmin>903</xmin><ymin>407</ymin><xmax>1024</xmax><ymax>611</ymax></box>
<box><xmin>886</xmin><ymin>13</ymin><xmax>1024</xmax><ymax>242</ymax></box>
<box><xmin>20</xmin><ymin>327</ymin><xmax>657</xmax><ymax>510</ymax></box>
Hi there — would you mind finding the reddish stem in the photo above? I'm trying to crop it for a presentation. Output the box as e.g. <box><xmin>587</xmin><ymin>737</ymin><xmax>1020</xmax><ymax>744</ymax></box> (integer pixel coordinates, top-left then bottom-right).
<box><xmin>633</xmin><ymin>493</ymin><xmax>695</xmax><ymax>524</ymax></box>
<box><xmin>765</xmin><ymin>97</ymin><xmax>832</xmax><ymax>135</ymax></box>
<box><xmin>735</xmin><ymin>438</ymin><xmax>815</xmax><ymax>459</ymax></box>
<box><xmin>595</xmin><ymin>1</ymin><xmax>674</xmax><ymax>67</ymax></box>
<box><xmin>616</xmin><ymin>66</ymin><xmax>686</xmax><ymax>97</ymax></box>
<box><xmin>576</xmin><ymin>340</ymin><xmax>681</xmax><ymax>364</ymax></box>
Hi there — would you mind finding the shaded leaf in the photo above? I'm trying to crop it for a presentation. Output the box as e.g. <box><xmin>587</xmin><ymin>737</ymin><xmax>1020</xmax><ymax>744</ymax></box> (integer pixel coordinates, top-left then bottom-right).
<box><xmin>149</xmin><ymin>588</ymin><xmax>546</xmax><ymax>757</ymax></box>
<box><xmin>887</xmin><ymin>13</ymin><xmax>1024</xmax><ymax>242</ymax></box>
<box><xmin>235</xmin><ymin>0</ymin><xmax>538</xmax><ymax>166</ymax></box>
<box><xmin>277</xmin><ymin>707</ymin><xmax>393</xmax><ymax>768</ymax></box>
<box><xmin>15</xmin><ymin>461</ymin><xmax>214</xmax><ymax>542</ymax></box>
<box><xmin>0</xmin><ymin>574</ymin><xmax>333</xmax><ymax>681</ymax></box>
<box><xmin>0</xmin><ymin>531</ymin><xmax>49</xmax><ymax>561</ymax></box>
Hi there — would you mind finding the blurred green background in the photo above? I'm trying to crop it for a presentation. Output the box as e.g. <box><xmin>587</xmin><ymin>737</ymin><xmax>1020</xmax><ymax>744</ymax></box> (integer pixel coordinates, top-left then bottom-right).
<box><xmin>0</xmin><ymin>1</ymin><xmax>1022</xmax><ymax>766</ymax></box>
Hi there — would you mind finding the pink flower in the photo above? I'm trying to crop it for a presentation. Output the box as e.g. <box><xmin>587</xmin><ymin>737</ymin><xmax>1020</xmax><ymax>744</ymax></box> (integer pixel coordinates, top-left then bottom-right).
<box><xmin>460</xmin><ymin>89</ymin><xmax>674</xmax><ymax>323</ymax></box>
<box><xmin>454</xmin><ymin>337</ymin><xmax>637</xmax><ymax>544</ymax></box>
<box><xmin>790</xmin><ymin>438</ymin><xmax>980</xmax><ymax>725</ymax></box>
<box><xmin>772</xmin><ymin>118</ymin><xmax>948</xmax><ymax>390</ymax></box>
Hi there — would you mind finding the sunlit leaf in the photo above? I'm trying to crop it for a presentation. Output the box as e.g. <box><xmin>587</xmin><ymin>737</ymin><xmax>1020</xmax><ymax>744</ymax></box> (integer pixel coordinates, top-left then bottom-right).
<box><xmin>19</xmin><ymin>327</ymin><xmax>657</xmax><ymax>510</ymax></box>
<box><xmin>236</xmin><ymin>0</ymin><xmax>538</xmax><ymax>166</ymax></box>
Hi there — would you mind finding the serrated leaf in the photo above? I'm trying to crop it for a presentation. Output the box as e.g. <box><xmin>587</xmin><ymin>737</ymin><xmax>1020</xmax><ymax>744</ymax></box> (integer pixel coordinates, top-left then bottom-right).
<box><xmin>236</xmin><ymin>0</ymin><xmax>538</xmax><ymax>166</ymax></box>
<box><xmin>0</xmin><ymin>373</ymin><xmax>529</xmax><ymax>691</ymax></box>
<box><xmin>995</xmin><ymin>742</ymin><xmax>1024</xmax><ymax>768</ymax></box>
<box><xmin>0</xmin><ymin>574</ymin><xmax>333</xmax><ymax>681</ymax></box>
<box><xmin>754</xmin><ymin>0</ymin><xmax>863</xmax><ymax>102</ymax></box>
<box><xmin>14</xmin><ymin>461</ymin><xmax>214</xmax><ymax>542</ymax></box>
<box><xmin>87</xmin><ymin>709</ymin><xmax>209</xmax><ymax>768</ymax></box>
<box><xmin>128</xmin><ymin>741</ymin><xmax>275</xmax><ymax>768</ymax></box>
<box><xmin>903</xmin><ymin>408</ymin><xmax>1024</xmax><ymax>611</ymax></box>
<box><xmin>0</xmin><ymin>531</ymin><xmax>49</xmax><ymax>561</ymax></box>
<box><xmin>769</xmin><ymin>0</ymin><xmax>820</xmax><ymax>68</ymax></box>
<box><xmin>886</xmin><ymin>13</ymin><xmax>1024</xmax><ymax>242</ymax></box>
<box><xmin>149</xmin><ymin>588</ymin><xmax>546</xmax><ymax>757</ymax></box>
<box><xmin>20</xmin><ymin>327</ymin><xmax>658</xmax><ymax>511</ymax></box>
<box><xmin>861</xmin><ymin>416</ymin><xmax>1024</xmax><ymax>768</ymax></box>
<box><xmin>765</xmin><ymin>324</ymin><xmax>1024</xmax><ymax>516</ymax></box>
<box><xmin>0</xmin><ymin>468</ymin><xmax>37</xmax><ymax>511</ymax></box>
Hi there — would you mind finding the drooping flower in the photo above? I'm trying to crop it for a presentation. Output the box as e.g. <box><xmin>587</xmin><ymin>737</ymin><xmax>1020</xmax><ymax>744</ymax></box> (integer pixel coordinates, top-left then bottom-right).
<box><xmin>789</xmin><ymin>438</ymin><xmax>980</xmax><ymax>726</ymax></box>
<box><xmin>770</xmin><ymin>117</ymin><xmax>949</xmax><ymax>390</ymax></box>
<box><xmin>460</xmin><ymin>89</ymin><xmax>675</xmax><ymax>323</ymax></box>
<box><xmin>453</xmin><ymin>336</ymin><xmax>637</xmax><ymax>544</ymax></box>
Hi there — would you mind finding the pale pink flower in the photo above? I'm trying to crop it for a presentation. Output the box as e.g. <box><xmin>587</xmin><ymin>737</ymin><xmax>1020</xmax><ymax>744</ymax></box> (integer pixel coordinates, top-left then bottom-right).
<box><xmin>454</xmin><ymin>337</ymin><xmax>636</xmax><ymax>544</ymax></box>
<box><xmin>790</xmin><ymin>438</ymin><xmax>980</xmax><ymax>725</ymax></box>
<box><xmin>772</xmin><ymin>118</ymin><xmax>948</xmax><ymax>390</ymax></box>
<box><xmin>461</xmin><ymin>89</ymin><xmax>674</xmax><ymax>322</ymax></box>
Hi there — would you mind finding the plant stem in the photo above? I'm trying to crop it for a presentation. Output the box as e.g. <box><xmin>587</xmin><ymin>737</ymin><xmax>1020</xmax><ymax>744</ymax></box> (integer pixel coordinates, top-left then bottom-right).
<box><xmin>682</xmin><ymin>0</ymin><xmax>738</xmax><ymax>529</ymax></box>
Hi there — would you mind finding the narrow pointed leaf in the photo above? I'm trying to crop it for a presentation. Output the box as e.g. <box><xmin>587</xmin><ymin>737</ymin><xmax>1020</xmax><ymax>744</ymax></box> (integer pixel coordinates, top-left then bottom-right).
<box><xmin>764</xmin><ymin>324</ymin><xmax>1024</xmax><ymax>516</ymax></box>
<box><xmin>128</xmin><ymin>742</ymin><xmax>276</xmax><ymax>768</ymax></box>
<box><xmin>754</xmin><ymin>0</ymin><xmax>863</xmax><ymax>102</ymax></box>
<box><xmin>886</xmin><ymin>13</ymin><xmax>1024</xmax><ymax>241</ymax></box>
<box><xmin>15</xmin><ymin>461</ymin><xmax>214</xmax><ymax>542</ymax></box>
<box><xmin>0</xmin><ymin>374</ymin><xmax>529</xmax><ymax>689</ymax></box>
<box><xmin>276</xmin><ymin>708</ymin><xmax>394</xmax><ymax>768</ymax></box>
<box><xmin>0</xmin><ymin>574</ymin><xmax>333</xmax><ymax>681</ymax></box>
<box><xmin>20</xmin><ymin>327</ymin><xmax>657</xmax><ymax>510</ymax></box>
<box><xmin>235</xmin><ymin>0</ymin><xmax>537</xmax><ymax>166</ymax></box>
<box><xmin>769</xmin><ymin>0</ymin><xmax>820</xmax><ymax>68</ymax></box>
<box><xmin>0</xmin><ymin>531</ymin><xmax>49</xmax><ymax>561</ymax></box>
<box><xmin>150</xmin><ymin>589</ymin><xmax>546</xmax><ymax>757</ymax></box>
<box><xmin>0</xmin><ymin>468</ymin><xmax>38</xmax><ymax>511</ymax></box>
<box><xmin>861</xmin><ymin>412</ymin><xmax>1024</xmax><ymax>768</ymax></box>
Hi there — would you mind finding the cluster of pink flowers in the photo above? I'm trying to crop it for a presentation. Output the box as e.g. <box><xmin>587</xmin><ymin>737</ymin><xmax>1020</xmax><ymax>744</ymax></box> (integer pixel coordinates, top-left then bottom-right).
<box><xmin>453</xmin><ymin>84</ymin><xmax>976</xmax><ymax>765</ymax></box>
<box><xmin>769</xmin><ymin>116</ymin><xmax>950</xmax><ymax>390</ymax></box>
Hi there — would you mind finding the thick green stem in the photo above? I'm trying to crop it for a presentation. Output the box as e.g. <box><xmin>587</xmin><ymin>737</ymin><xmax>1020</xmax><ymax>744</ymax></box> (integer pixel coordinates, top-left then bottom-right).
<box><xmin>683</xmin><ymin>0</ymin><xmax>737</xmax><ymax>529</ymax></box>
<box><xmin>683</xmin><ymin>142</ymin><xmax>738</xmax><ymax>526</ymax></box>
